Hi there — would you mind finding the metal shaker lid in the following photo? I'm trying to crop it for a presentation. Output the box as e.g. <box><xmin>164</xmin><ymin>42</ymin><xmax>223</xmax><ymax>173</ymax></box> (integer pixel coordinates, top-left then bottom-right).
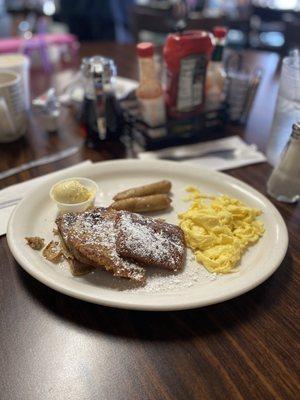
<box><xmin>292</xmin><ymin>122</ymin><xmax>300</xmax><ymax>139</ymax></box>
<box><xmin>81</xmin><ymin>56</ymin><xmax>116</xmax><ymax>83</ymax></box>
<box><xmin>292</xmin><ymin>122</ymin><xmax>300</xmax><ymax>132</ymax></box>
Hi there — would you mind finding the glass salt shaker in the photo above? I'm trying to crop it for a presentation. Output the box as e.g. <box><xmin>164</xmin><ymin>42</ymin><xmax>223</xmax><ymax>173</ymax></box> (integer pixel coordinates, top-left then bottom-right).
<box><xmin>267</xmin><ymin>122</ymin><xmax>300</xmax><ymax>203</ymax></box>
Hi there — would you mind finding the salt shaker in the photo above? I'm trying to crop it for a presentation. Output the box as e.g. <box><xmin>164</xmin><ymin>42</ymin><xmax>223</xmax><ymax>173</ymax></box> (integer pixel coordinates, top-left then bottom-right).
<box><xmin>32</xmin><ymin>88</ymin><xmax>60</xmax><ymax>132</ymax></box>
<box><xmin>267</xmin><ymin>122</ymin><xmax>300</xmax><ymax>203</ymax></box>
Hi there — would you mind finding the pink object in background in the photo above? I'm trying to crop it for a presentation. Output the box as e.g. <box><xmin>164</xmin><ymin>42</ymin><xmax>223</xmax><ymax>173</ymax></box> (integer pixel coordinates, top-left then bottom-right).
<box><xmin>0</xmin><ymin>38</ymin><xmax>22</xmax><ymax>53</ymax></box>
<box><xmin>0</xmin><ymin>33</ymin><xmax>78</xmax><ymax>72</ymax></box>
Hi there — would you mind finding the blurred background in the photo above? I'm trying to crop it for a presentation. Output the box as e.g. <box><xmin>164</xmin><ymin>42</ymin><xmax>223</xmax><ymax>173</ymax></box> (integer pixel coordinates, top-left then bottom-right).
<box><xmin>0</xmin><ymin>1</ymin><xmax>299</xmax><ymax>212</ymax></box>
<box><xmin>0</xmin><ymin>0</ymin><xmax>299</xmax><ymax>54</ymax></box>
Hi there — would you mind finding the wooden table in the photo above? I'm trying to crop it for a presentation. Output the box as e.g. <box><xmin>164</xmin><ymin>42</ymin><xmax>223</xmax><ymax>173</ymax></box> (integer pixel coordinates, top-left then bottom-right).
<box><xmin>0</xmin><ymin>43</ymin><xmax>299</xmax><ymax>400</ymax></box>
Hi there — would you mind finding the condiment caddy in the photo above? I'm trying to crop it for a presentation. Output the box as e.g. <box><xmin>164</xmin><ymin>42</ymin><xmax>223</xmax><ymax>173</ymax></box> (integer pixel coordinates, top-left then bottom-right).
<box><xmin>120</xmin><ymin>27</ymin><xmax>262</xmax><ymax>151</ymax></box>
<box><xmin>121</xmin><ymin>28</ymin><xmax>227</xmax><ymax>151</ymax></box>
<box><xmin>121</xmin><ymin>95</ymin><xmax>228</xmax><ymax>151</ymax></box>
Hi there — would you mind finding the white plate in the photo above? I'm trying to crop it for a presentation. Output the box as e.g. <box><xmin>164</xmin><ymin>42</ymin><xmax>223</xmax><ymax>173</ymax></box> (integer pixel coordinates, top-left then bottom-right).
<box><xmin>7</xmin><ymin>160</ymin><xmax>288</xmax><ymax>311</ymax></box>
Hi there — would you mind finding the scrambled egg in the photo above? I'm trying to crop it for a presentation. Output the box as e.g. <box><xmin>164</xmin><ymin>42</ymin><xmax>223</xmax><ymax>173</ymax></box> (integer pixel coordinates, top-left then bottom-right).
<box><xmin>178</xmin><ymin>186</ymin><xmax>265</xmax><ymax>274</ymax></box>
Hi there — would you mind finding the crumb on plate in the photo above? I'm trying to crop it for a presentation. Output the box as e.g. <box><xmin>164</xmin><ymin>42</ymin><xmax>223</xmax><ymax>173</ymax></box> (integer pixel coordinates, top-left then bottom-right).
<box><xmin>25</xmin><ymin>236</ymin><xmax>45</xmax><ymax>251</ymax></box>
<box><xmin>42</xmin><ymin>241</ymin><xmax>63</xmax><ymax>263</ymax></box>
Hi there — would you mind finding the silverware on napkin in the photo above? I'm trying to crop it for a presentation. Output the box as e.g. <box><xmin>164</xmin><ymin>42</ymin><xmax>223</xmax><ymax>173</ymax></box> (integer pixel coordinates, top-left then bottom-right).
<box><xmin>0</xmin><ymin>146</ymin><xmax>80</xmax><ymax>181</ymax></box>
<box><xmin>161</xmin><ymin>148</ymin><xmax>236</xmax><ymax>161</ymax></box>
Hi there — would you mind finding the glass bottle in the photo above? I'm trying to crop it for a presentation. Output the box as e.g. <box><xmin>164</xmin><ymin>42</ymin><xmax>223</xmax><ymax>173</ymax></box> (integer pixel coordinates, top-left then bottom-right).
<box><xmin>205</xmin><ymin>26</ymin><xmax>227</xmax><ymax>111</ymax></box>
<box><xmin>80</xmin><ymin>56</ymin><xmax>124</xmax><ymax>148</ymax></box>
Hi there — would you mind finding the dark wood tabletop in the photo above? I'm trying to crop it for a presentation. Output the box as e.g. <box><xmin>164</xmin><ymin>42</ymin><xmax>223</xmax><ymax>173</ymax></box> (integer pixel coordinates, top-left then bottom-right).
<box><xmin>0</xmin><ymin>43</ymin><xmax>299</xmax><ymax>400</ymax></box>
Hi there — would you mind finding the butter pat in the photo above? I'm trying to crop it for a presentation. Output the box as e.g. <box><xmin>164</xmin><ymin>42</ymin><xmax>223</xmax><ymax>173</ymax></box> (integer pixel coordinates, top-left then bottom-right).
<box><xmin>52</xmin><ymin>180</ymin><xmax>91</xmax><ymax>204</ymax></box>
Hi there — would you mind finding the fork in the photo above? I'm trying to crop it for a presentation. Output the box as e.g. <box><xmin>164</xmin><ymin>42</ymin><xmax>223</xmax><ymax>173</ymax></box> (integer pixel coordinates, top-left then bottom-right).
<box><xmin>161</xmin><ymin>148</ymin><xmax>236</xmax><ymax>161</ymax></box>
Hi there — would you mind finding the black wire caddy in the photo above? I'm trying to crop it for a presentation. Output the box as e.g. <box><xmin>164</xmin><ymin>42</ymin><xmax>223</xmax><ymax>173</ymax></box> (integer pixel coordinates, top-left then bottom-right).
<box><xmin>119</xmin><ymin>50</ymin><xmax>263</xmax><ymax>152</ymax></box>
<box><xmin>120</xmin><ymin>94</ymin><xmax>229</xmax><ymax>152</ymax></box>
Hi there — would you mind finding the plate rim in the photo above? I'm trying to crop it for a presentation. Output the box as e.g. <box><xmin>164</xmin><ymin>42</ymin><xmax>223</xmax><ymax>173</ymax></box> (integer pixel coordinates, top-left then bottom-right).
<box><xmin>7</xmin><ymin>159</ymin><xmax>289</xmax><ymax>311</ymax></box>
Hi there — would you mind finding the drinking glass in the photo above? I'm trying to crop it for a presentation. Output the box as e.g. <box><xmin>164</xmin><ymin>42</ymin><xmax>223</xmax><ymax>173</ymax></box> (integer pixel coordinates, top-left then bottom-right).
<box><xmin>266</xmin><ymin>53</ymin><xmax>300</xmax><ymax>166</ymax></box>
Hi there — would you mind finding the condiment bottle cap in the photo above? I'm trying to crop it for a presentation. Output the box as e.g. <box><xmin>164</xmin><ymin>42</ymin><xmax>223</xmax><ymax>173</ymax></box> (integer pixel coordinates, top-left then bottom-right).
<box><xmin>213</xmin><ymin>26</ymin><xmax>227</xmax><ymax>38</ymax></box>
<box><xmin>164</xmin><ymin>31</ymin><xmax>214</xmax><ymax>57</ymax></box>
<box><xmin>137</xmin><ymin>42</ymin><xmax>154</xmax><ymax>57</ymax></box>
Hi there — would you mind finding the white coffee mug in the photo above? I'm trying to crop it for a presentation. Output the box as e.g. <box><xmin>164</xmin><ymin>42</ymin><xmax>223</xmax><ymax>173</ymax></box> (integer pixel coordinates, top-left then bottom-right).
<box><xmin>0</xmin><ymin>71</ymin><xmax>27</xmax><ymax>143</ymax></box>
<box><xmin>0</xmin><ymin>54</ymin><xmax>30</xmax><ymax>110</ymax></box>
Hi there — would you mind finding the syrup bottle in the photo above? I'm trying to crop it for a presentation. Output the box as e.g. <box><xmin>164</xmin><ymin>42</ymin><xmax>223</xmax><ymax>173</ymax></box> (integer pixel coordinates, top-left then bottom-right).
<box><xmin>80</xmin><ymin>56</ymin><xmax>124</xmax><ymax>148</ymax></box>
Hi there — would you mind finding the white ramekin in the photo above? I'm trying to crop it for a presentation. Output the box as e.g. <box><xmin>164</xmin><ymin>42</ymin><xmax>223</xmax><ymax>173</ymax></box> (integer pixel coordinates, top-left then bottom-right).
<box><xmin>50</xmin><ymin>177</ymin><xmax>98</xmax><ymax>213</ymax></box>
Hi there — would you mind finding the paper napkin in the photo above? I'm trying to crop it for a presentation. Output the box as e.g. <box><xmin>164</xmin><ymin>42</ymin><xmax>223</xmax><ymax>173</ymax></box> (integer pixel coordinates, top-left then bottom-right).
<box><xmin>0</xmin><ymin>160</ymin><xmax>92</xmax><ymax>236</ymax></box>
<box><xmin>138</xmin><ymin>136</ymin><xmax>266</xmax><ymax>170</ymax></box>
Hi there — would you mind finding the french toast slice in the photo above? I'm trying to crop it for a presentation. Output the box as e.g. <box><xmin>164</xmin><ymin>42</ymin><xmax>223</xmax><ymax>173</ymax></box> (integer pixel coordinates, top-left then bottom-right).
<box><xmin>56</xmin><ymin>208</ymin><xmax>146</xmax><ymax>283</ymax></box>
<box><xmin>115</xmin><ymin>211</ymin><xmax>186</xmax><ymax>271</ymax></box>
<box><xmin>56</xmin><ymin>223</ymin><xmax>96</xmax><ymax>276</ymax></box>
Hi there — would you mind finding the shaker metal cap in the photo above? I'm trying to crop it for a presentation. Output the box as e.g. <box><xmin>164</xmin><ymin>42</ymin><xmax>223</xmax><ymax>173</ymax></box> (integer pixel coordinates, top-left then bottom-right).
<box><xmin>291</xmin><ymin>122</ymin><xmax>300</xmax><ymax>139</ymax></box>
<box><xmin>81</xmin><ymin>56</ymin><xmax>116</xmax><ymax>83</ymax></box>
<box><xmin>292</xmin><ymin>122</ymin><xmax>300</xmax><ymax>132</ymax></box>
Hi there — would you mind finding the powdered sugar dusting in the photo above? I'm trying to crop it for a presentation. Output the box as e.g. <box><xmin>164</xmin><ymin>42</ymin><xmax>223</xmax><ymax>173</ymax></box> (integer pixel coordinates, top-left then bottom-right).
<box><xmin>56</xmin><ymin>208</ymin><xmax>218</xmax><ymax>290</ymax></box>
<box><xmin>57</xmin><ymin>208</ymin><xmax>146</xmax><ymax>282</ymax></box>
<box><xmin>116</xmin><ymin>211</ymin><xmax>185</xmax><ymax>270</ymax></box>
<box><xmin>124</xmin><ymin>251</ymin><xmax>218</xmax><ymax>293</ymax></box>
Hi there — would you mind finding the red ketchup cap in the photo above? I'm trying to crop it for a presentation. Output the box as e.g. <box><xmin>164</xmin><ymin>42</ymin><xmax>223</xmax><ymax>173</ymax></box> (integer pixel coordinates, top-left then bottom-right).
<box><xmin>137</xmin><ymin>42</ymin><xmax>154</xmax><ymax>57</ymax></box>
<box><xmin>213</xmin><ymin>26</ymin><xmax>227</xmax><ymax>39</ymax></box>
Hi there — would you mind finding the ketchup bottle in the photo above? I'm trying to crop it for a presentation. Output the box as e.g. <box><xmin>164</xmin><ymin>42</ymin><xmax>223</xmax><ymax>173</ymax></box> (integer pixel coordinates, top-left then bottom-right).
<box><xmin>163</xmin><ymin>30</ymin><xmax>214</xmax><ymax>119</ymax></box>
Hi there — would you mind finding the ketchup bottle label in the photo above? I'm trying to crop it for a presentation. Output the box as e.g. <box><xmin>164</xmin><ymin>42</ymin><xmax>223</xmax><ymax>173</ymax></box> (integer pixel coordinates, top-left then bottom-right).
<box><xmin>164</xmin><ymin>30</ymin><xmax>214</xmax><ymax>119</ymax></box>
<box><xmin>177</xmin><ymin>54</ymin><xmax>206</xmax><ymax>112</ymax></box>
